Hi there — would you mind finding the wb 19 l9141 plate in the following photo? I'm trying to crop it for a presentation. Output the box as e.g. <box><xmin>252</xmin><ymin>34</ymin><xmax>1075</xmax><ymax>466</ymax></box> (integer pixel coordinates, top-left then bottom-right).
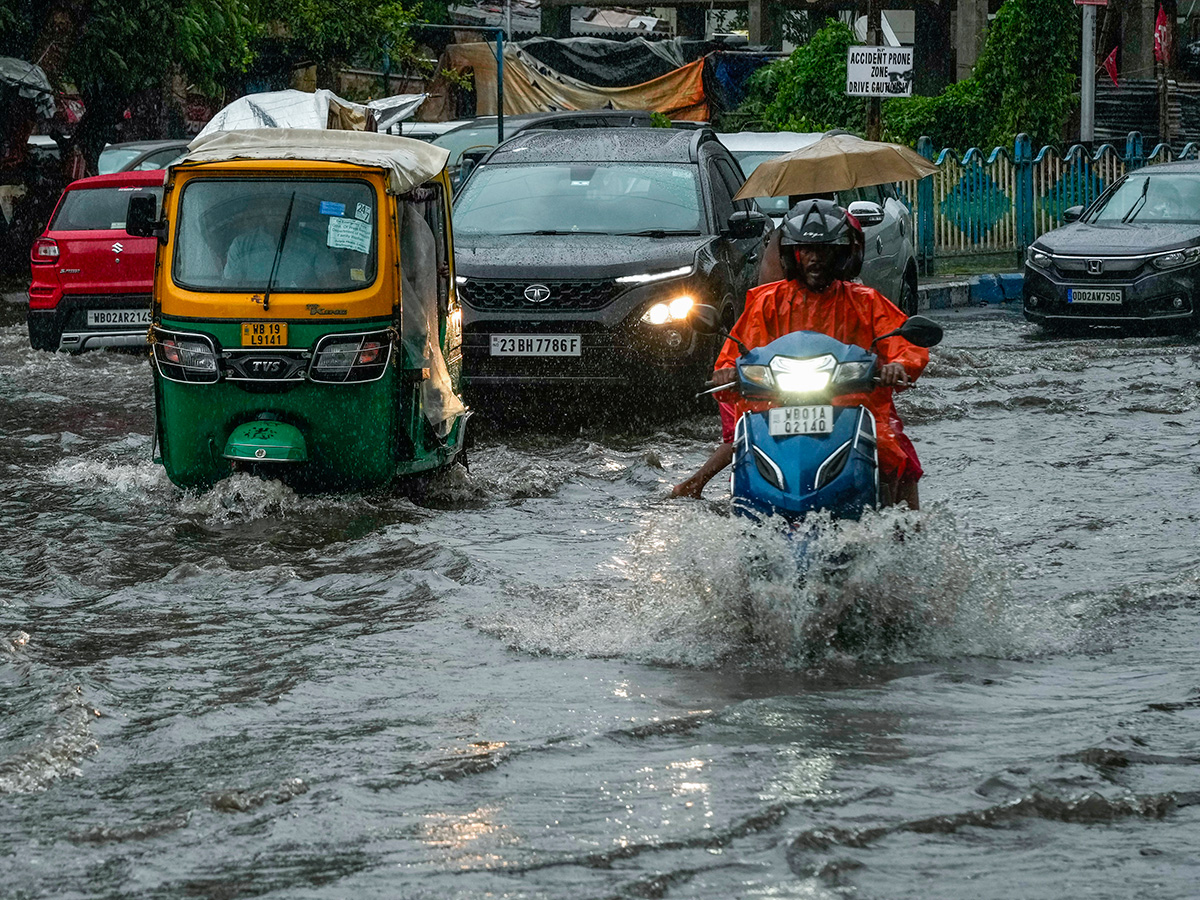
<box><xmin>768</xmin><ymin>405</ymin><xmax>834</xmax><ymax>436</ymax></box>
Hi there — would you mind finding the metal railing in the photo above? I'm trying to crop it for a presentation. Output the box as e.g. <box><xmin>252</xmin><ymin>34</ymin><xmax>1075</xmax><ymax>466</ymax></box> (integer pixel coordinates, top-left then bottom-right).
<box><xmin>898</xmin><ymin>132</ymin><xmax>1200</xmax><ymax>273</ymax></box>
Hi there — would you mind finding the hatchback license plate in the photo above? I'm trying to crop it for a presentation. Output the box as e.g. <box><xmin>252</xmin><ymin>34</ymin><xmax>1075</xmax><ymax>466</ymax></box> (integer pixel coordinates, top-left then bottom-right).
<box><xmin>87</xmin><ymin>309</ymin><xmax>150</xmax><ymax>327</ymax></box>
<box><xmin>768</xmin><ymin>405</ymin><xmax>834</xmax><ymax>436</ymax></box>
<box><xmin>490</xmin><ymin>334</ymin><xmax>581</xmax><ymax>356</ymax></box>
<box><xmin>1068</xmin><ymin>288</ymin><xmax>1122</xmax><ymax>305</ymax></box>
<box><xmin>242</xmin><ymin>322</ymin><xmax>287</xmax><ymax>347</ymax></box>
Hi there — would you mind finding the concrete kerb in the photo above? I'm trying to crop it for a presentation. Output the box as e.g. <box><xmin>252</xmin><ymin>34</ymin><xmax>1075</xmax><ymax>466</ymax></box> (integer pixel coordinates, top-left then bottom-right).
<box><xmin>916</xmin><ymin>273</ymin><xmax>1023</xmax><ymax>311</ymax></box>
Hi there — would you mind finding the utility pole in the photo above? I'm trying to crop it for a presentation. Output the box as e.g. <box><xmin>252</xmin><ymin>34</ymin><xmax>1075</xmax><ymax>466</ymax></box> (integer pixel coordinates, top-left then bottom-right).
<box><xmin>1080</xmin><ymin>3</ymin><xmax>1095</xmax><ymax>142</ymax></box>
<box><xmin>866</xmin><ymin>0</ymin><xmax>882</xmax><ymax>140</ymax></box>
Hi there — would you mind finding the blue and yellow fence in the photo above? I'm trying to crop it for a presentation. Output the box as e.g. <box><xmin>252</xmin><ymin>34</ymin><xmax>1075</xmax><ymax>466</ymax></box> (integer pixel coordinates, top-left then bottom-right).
<box><xmin>900</xmin><ymin>132</ymin><xmax>1200</xmax><ymax>273</ymax></box>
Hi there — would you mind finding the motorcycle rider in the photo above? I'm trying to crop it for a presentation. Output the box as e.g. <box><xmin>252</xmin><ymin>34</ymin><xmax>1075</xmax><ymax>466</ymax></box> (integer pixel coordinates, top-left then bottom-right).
<box><xmin>672</xmin><ymin>198</ymin><xmax>928</xmax><ymax>508</ymax></box>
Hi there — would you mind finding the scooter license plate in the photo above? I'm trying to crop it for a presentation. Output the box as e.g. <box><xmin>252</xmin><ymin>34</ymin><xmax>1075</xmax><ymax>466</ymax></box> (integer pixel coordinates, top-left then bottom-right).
<box><xmin>768</xmin><ymin>405</ymin><xmax>834</xmax><ymax>436</ymax></box>
<box><xmin>242</xmin><ymin>322</ymin><xmax>287</xmax><ymax>347</ymax></box>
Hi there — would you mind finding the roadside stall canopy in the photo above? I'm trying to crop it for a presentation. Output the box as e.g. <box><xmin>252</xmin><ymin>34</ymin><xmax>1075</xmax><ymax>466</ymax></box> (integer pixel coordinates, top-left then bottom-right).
<box><xmin>0</xmin><ymin>57</ymin><xmax>55</xmax><ymax>119</ymax></box>
<box><xmin>196</xmin><ymin>89</ymin><xmax>427</xmax><ymax>138</ymax></box>
<box><xmin>179</xmin><ymin>129</ymin><xmax>450</xmax><ymax>194</ymax></box>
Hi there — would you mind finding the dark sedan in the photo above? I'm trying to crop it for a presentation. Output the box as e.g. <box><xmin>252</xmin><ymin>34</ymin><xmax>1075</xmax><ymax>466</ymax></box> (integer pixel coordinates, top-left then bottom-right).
<box><xmin>1023</xmin><ymin>161</ymin><xmax>1200</xmax><ymax>330</ymax></box>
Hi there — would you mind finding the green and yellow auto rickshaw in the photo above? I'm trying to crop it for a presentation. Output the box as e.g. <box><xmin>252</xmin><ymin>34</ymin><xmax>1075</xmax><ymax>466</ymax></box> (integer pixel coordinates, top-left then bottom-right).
<box><xmin>126</xmin><ymin>129</ymin><xmax>468</xmax><ymax>491</ymax></box>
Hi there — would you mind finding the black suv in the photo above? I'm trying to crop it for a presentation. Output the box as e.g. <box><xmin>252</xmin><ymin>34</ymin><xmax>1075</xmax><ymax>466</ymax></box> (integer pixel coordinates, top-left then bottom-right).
<box><xmin>451</xmin><ymin>128</ymin><xmax>771</xmax><ymax>398</ymax></box>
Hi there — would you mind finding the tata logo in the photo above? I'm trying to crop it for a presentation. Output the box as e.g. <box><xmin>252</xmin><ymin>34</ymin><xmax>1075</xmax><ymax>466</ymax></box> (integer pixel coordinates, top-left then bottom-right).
<box><xmin>111</xmin><ymin>242</ymin><xmax>124</xmax><ymax>253</ymax></box>
<box><xmin>524</xmin><ymin>283</ymin><xmax>551</xmax><ymax>303</ymax></box>
<box><xmin>1087</xmin><ymin>259</ymin><xmax>1104</xmax><ymax>274</ymax></box>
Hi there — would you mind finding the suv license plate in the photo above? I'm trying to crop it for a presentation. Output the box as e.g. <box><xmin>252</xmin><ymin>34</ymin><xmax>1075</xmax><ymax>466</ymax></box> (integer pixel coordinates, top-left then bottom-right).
<box><xmin>87</xmin><ymin>309</ymin><xmax>151</xmax><ymax>327</ymax></box>
<box><xmin>490</xmin><ymin>334</ymin><xmax>581</xmax><ymax>356</ymax></box>
<box><xmin>242</xmin><ymin>322</ymin><xmax>287</xmax><ymax>346</ymax></box>
<box><xmin>1068</xmin><ymin>288</ymin><xmax>1122</xmax><ymax>304</ymax></box>
<box><xmin>768</xmin><ymin>405</ymin><xmax>834</xmax><ymax>436</ymax></box>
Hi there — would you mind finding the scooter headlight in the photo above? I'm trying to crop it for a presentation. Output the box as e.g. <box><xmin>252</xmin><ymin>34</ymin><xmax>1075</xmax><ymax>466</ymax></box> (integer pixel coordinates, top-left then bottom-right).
<box><xmin>769</xmin><ymin>354</ymin><xmax>837</xmax><ymax>393</ymax></box>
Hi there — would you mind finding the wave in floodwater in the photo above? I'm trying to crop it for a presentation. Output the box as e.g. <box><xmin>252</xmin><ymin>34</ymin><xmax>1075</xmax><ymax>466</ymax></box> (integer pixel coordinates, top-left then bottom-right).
<box><xmin>479</xmin><ymin>504</ymin><xmax>1080</xmax><ymax>670</ymax></box>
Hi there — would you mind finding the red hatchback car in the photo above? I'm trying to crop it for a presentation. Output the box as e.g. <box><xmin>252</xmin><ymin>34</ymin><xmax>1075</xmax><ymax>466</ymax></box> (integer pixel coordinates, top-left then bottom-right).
<box><xmin>27</xmin><ymin>170</ymin><xmax>163</xmax><ymax>352</ymax></box>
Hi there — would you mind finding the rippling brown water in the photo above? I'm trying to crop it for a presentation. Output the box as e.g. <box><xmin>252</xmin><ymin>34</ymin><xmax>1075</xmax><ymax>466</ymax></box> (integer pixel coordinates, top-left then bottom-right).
<box><xmin>2</xmin><ymin>305</ymin><xmax>1198</xmax><ymax>899</ymax></box>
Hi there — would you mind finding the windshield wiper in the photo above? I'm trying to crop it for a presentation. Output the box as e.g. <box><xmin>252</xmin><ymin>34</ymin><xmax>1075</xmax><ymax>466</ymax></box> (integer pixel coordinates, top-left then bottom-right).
<box><xmin>617</xmin><ymin>229</ymin><xmax>703</xmax><ymax>237</ymax></box>
<box><xmin>262</xmin><ymin>191</ymin><xmax>296</xmax><ymax>312</ymax></box>
<box><xmin>1122</xmin><ymin>177</ymin><xmax>1150</xmax><ymax>224</ymax></box>
<box><xmin>509</xmin><ymin>229</ymin><xmax>611</xmax><ymax>236</ymax></box>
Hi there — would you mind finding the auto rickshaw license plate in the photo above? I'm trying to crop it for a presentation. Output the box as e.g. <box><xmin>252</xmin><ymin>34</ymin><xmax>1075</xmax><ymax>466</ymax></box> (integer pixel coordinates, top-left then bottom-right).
<box><xmin>242</xmin><ymin>322</ymin><xmax>288</xmax><ymax>347</ymax></box>
<box><xmin>768</xmin><ymin>405</ymin><xmax>834</xmax><ymax>436</ymax></box>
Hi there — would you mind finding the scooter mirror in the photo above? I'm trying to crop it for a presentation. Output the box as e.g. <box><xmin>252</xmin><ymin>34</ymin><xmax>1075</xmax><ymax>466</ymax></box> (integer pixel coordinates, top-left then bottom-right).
<box><xmin>897</xmin><ymin>315</ymin><xmax>944</xmax><ymax>348</ymax></box>
<box><xmin>690</xmin><ymin>304</ymin><xmax>721</xmax><ymax>334</ymax></box>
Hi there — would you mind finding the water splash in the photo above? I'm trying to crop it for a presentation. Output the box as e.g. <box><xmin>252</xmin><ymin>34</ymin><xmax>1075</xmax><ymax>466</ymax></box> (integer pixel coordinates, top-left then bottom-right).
<box><xmin>480</xmin><ymin>505</ymin><xmax>1076</xmax><ymax>669</ymax></box>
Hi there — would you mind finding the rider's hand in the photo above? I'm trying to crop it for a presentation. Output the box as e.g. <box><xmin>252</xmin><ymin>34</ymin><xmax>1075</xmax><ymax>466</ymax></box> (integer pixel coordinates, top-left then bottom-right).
<box><xmin>711</xmin><ymin>367</ymin><xmax>736</xmax><ymax>385</ymax></box>
<box><xmin>878</xmin><ymin>362</ymin><xmax>912</xmax><ymax>388</ymax></box>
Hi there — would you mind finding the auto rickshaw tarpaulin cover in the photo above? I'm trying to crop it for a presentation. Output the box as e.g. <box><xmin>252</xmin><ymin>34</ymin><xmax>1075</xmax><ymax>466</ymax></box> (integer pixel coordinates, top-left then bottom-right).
<box><xmin>444</xmin><ymin>43</ymin><xmax>708</xmax><ymax>120</ymax></box>
<box><xmin>178</xmin><ymin>129</ymin><xmax>451</xmax><ymax>195</ymax></box>
<box><xmin>196</xmin><ymin>89</ymin><xmax>427</xmax><ymax>138</ymax></box>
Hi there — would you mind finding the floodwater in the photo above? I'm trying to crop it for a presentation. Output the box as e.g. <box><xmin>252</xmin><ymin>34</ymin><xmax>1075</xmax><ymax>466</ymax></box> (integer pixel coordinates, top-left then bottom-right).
<box><xmin>2</xmin><ymin>304</ymin><xmax>1198</xmax><ymax>899</ymax></box>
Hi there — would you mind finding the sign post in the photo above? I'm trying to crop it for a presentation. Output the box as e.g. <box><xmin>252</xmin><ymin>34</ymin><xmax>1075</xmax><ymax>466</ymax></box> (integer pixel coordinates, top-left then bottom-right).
<box><xmin>846</xmin><ymin>46</ymin><xmax>915</xmax><ymax>99</ymax></box>
<box><xmin>1075</xmin><ymin>0</ymin><xmax>1106</xmax><ymax>143</ymax></box>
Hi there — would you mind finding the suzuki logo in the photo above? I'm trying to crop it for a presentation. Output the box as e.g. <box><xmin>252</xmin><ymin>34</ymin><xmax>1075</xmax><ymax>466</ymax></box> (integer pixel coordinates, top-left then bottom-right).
<box><xmin>111</xmin><ymin>242</ymin><xmax>124</xmax><ymax>253</ymax></box>
<box><xmin>524</xmin><ymin>283</ymin><xmax>551</xmax><ymax>303</ymax></box>
<box><xmin>1087</xmin><ymin>259</ymin><xmax>1104</xmax><ymax>274</ymax></box>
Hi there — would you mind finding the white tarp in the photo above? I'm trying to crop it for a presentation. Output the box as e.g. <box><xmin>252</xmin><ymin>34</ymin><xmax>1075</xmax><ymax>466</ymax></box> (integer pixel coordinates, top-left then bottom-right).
<box><xmin>0</xmin><ymin>57</ymin><xmax>55</xmax><ymax>119</ymax></box>
<box><xmin>196</xmin><ymin>89</ymin><xmax>427</xmax><ymax>138</ymax></box>
<box><xmin>179</xmin><ymin>129</ymin><xmax>450</xmax><ymax>195</ymax></box>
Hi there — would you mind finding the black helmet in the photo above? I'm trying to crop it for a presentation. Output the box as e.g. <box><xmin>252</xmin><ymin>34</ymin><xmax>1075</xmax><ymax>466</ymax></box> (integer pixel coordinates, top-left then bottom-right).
<box><xmin>779</xmin><ymin>198</ymin><xmax>853</xmax><ymax>246</ymax></box>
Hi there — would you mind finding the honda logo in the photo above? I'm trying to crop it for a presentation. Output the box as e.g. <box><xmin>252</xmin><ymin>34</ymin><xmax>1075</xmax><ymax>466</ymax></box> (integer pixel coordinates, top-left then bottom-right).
<box><xmin>524</xmin><ymin>283</ymin><xmax>551</xmax><ymax>303</ymax></box>
<box><xmin>111</xmin><ymin>242</ymin><xmax>124</xmax><ymax>253</ymax></box>
<box><xmin>1086</xmin><ymin>259</ymin><xmax>1104</xmax><ymax>274</ymax></box>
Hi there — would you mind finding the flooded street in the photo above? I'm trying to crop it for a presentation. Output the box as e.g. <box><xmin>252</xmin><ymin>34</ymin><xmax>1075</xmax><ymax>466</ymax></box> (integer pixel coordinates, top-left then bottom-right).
<box><xmin>2</xmin><ymin>304</ymin><xmax>1199</xmax><ymax>899</ymax></box>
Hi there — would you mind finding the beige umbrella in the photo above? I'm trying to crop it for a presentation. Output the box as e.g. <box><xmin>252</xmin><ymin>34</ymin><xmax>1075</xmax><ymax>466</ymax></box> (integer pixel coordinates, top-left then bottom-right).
<box><xmin>733</xmin><ymin>132</ymin><xmax>939</xmax><ymax>201</ymax></box>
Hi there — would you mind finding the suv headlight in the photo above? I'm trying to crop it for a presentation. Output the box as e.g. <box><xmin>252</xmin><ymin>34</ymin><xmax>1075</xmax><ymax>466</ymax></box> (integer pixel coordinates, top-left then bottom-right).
<box><xmin>309</xmin><ymin>330</ymin><xmax>393</xmax><ymax>383</ymax></box>
<box><xmin>1151</xmin><ymin>247</ymin><xmax>1200</xmax><ymax>269</ymax></box>
<box><xmin>641</xmin><ymin>295</ymin><xmax>694</xmax><ymax>324</ymax></box>
<box><xmin>152</xmin><ymin>328</ymin><xmax>219</xmax><ymax>384</ymax></box>
<box><xmin>769</xmin><ymin>354</ymin><xmax>837</xmax><ymax>393</ymax></box>
<box><xmin>617</xmin><ymin>264</ymin><xmax>694</xmax><ymax>285</ymax></box>
<box><xmin>1027</xmin><ymin>247</ymin><xmax>1052</xmax><ymax>268</ymax></box>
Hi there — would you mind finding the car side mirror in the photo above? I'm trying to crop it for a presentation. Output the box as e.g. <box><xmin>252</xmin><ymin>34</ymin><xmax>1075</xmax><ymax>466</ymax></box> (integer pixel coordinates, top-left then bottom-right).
<box><xmin>847</xmin><ymin>200</ymin><xmax>885</xmax><ymax>228</ymax></box>
<box><xmin>126</xmin><ymin>194</ymin><xmax>167</xmax><ymax>244</ymax></box>
<box><xmin>727</xmin><ymin>209</ymin><xmax>770</xmax><ymax>239</ymax></box>
<box><xmin>1062</xmin><ymin>205</ymin><xmax>1084</xmax><ymax>223</ymax></box>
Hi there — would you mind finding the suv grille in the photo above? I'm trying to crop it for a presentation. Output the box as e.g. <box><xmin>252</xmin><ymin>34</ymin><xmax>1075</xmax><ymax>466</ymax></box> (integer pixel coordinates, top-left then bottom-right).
<box><xmin>459</xmin><ymin>279</ymin><xmax>624</xmax><ymax>311</ymax></box>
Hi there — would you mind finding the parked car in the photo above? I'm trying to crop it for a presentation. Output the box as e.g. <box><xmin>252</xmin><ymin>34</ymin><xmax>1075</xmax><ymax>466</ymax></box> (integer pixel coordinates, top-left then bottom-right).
<box><xmin>1024</xmin><ymin>162</ymin><xmax>1200</xmax><ymax>330</ymax></box>
<box><xmin>433</xmin><ymin>110</ymin><xmax>657</xmax><ymax>182</ymax></box>
<box><xmin>97</xmin><ymin>139</ymin><xmax>190</xmax><ymax>174</ymax></box>
<box><xmin>452</xmin><ymin>127</ymin><xmax>772</xmax><ymax>399</ymax></box>
<box><xmin>718</xmin><ymin>130</ymin><xmax>920</xmax><ymax>314</ymax></box>
<box><xmin>27</xmin><ymin>170</ymin><xmax>163</xmax><ymax>351</ymax></box>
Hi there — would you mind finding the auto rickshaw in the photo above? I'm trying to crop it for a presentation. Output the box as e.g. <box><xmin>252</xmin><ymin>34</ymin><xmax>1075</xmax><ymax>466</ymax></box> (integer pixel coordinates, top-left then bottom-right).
<box><xmin>127</xmin><ymin>129</ymin><xmax>468</xmax><ymax>491</ymax></box>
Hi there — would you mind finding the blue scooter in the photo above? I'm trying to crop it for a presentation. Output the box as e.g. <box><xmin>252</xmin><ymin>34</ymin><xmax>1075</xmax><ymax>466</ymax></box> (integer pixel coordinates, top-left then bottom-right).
<box><xmin>690</xmin><ymin>305</ymin><xmax>943</xmax><ymax>524</ymax></box>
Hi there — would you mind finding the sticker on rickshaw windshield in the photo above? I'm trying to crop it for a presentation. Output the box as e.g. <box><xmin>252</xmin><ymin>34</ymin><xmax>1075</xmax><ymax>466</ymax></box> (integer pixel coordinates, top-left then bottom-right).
<box><xmin>327</xmin><ymin>218</ymin><xmax>371</xmax><ymax>254</ymax></box>
<box><xmin>355</xmin><ymin>203</ymin><xmax>371</xmax><ymax>222</ymax></box>
<box><xmin>319</xmin><ymin>201</ymin><xmax>345</xmax><ymax>216</ymax></box>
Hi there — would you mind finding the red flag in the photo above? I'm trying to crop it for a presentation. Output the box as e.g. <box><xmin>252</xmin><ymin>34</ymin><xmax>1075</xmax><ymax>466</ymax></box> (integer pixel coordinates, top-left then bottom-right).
<box><xmin>1154</xmin><ymin>5</ymin><xmax>1170</xmax><ymax>63</ymax></box>
<box><xmin>1104</xmin><ymin>46</ymin><xmax>1120</xmax><ymax>87</ymax></box>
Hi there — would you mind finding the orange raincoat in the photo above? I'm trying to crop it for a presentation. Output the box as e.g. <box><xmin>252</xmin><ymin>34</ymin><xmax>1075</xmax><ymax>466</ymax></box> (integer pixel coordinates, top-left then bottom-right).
<box><xmin>715</xmin><ymin>279</ymin><xmax>929</xmax><ymax>480</ymax></box>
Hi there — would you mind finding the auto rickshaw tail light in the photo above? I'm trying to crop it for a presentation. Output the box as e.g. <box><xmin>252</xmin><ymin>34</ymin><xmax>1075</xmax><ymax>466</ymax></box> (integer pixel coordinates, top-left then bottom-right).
<box><xmin>31</xmin><ymin>238</ymin><xmax>59</xmax><ymax>262</ymax></box>
<box><xmin>152</xmin><ymin>329</ymin><xmax>220</xmax><ymax>384</ymax></box>
<box><xmin>309</xmin><ymin>331</ymin><xmax>392</xmax><ymax>383</ymax></box>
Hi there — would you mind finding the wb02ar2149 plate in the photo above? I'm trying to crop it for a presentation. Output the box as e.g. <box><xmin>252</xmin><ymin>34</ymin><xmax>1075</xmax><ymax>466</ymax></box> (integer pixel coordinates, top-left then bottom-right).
<box><xmin>87</xmin><ymin>309</ymin><xmax>151</xmax><ymax>326</ymax></box>
<box><xmin>490</xmin><ymin>334</ymin><xmax>581</xmax><ymax>357</ymax></box>
<box><xmin>768</xmin><ymin>405</ymin><xmax>834</xmax><ymax>436</ymax></box>
<box><xmin>1068</xmin><ymin>288</ymin><xmax>1122</xmax><ymax>305</ymax></box>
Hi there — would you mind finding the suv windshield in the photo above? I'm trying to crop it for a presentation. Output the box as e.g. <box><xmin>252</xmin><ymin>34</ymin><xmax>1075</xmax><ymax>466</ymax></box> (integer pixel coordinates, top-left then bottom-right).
<box><xmin>52</xmin><ymin>186</ymin><xmax>163</xmax><ymax>231</ymax></box>
<box><xmin>454</xmin><ymin>163</ymin><xmax>704</xmax><ymax>236</ymax></box>
<box><xmin>1087</xmin><ymin>174</ymin><xmax>1200</xmax><ymax>224</ymax></box>
<box><xmin>173</xmin><ymin>179</ymin><xmax>378</xmax><ymax>292</ymax></box>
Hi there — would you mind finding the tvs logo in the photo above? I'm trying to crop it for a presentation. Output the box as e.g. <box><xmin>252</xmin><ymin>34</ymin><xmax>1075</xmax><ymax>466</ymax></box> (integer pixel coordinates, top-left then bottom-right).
<box><xmin>111</xmin><ymin>242</ymin><xmax>124</xmax><ymax>253</ymax></box>
<box><xmin>524</xmin><ymin>283</ymin><xmax>551</xmax><ymax>303</ymax></box>
<box><xmin>249</xmin><ymin>359</ymin><xmax>285</xmax><ymax>375</ymax></box>
<box><xmin>1087</xmin><ymin>259</ymin><xmax>1104</xmax><ymax>274</ymax></box>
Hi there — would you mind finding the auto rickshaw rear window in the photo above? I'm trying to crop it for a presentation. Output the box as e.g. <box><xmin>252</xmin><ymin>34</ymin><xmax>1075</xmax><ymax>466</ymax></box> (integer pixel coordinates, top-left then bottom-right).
<box><xmin>52</xmin><ymin>187</ymin><xmax>163</xmax><ymax>231</ymax></box>
<box><xmin>172</xmin><ymin>179</ymin><xmax>379</xmax><ymax>292</ymax></box>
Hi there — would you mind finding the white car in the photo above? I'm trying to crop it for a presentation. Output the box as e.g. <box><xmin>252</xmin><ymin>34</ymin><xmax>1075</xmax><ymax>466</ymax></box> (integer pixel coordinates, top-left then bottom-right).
<box><xmin>717</xmin><ymin>131</ymin><xmax>920</xmax><ymax>313</ymax></box>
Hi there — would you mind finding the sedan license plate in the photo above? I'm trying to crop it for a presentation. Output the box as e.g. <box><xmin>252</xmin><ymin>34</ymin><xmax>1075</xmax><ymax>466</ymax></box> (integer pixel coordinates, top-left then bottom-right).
<box><xmin>490</xmin><ymin>334</ymin><xmax>581</xmax><ymax>356</ymax></box>
<box><xmin>768</xmin><ymin>405</ymin><xmax>834</xmax><ymax>436</ymax></box>
<box><xmin>1068</xmin><ymin>288</ymin><xmax>1122</xmax><ymax>305</ymax></box>
<box><xmin>242</xmin><ymin>322</ymin><xmax>287</xmax><ymax>347</ymax></box>
<box><xmin>87</xmin><ymin>309</ymin><xmax>151</xmax><ymax>327</ymax></box>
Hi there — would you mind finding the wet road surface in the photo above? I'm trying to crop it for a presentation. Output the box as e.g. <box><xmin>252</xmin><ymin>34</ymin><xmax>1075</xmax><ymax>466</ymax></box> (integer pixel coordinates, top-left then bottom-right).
<box><xmin>2</xmin><ymin>304</ymin><xmax>1199</xmax><ymax>899</ymax></box>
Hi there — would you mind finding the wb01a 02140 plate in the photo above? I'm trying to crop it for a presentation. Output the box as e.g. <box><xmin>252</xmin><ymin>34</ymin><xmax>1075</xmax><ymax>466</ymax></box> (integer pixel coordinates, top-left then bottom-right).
<box><xmin>768</xmin><ymin>405</ymin><xmax>834</xmax><ymax>436</ymax></box>
<box><xmin>490</xmin><ymin>334</ymin><xmax>581</xmax><ymax>356</ymax></box>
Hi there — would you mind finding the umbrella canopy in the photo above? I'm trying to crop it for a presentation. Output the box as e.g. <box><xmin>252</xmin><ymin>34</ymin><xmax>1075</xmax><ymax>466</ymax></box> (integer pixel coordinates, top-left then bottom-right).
<box><xmin>733</xmin><ymin>132</ymin><xmax>938</xmax><ymax>201</ymax></box>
